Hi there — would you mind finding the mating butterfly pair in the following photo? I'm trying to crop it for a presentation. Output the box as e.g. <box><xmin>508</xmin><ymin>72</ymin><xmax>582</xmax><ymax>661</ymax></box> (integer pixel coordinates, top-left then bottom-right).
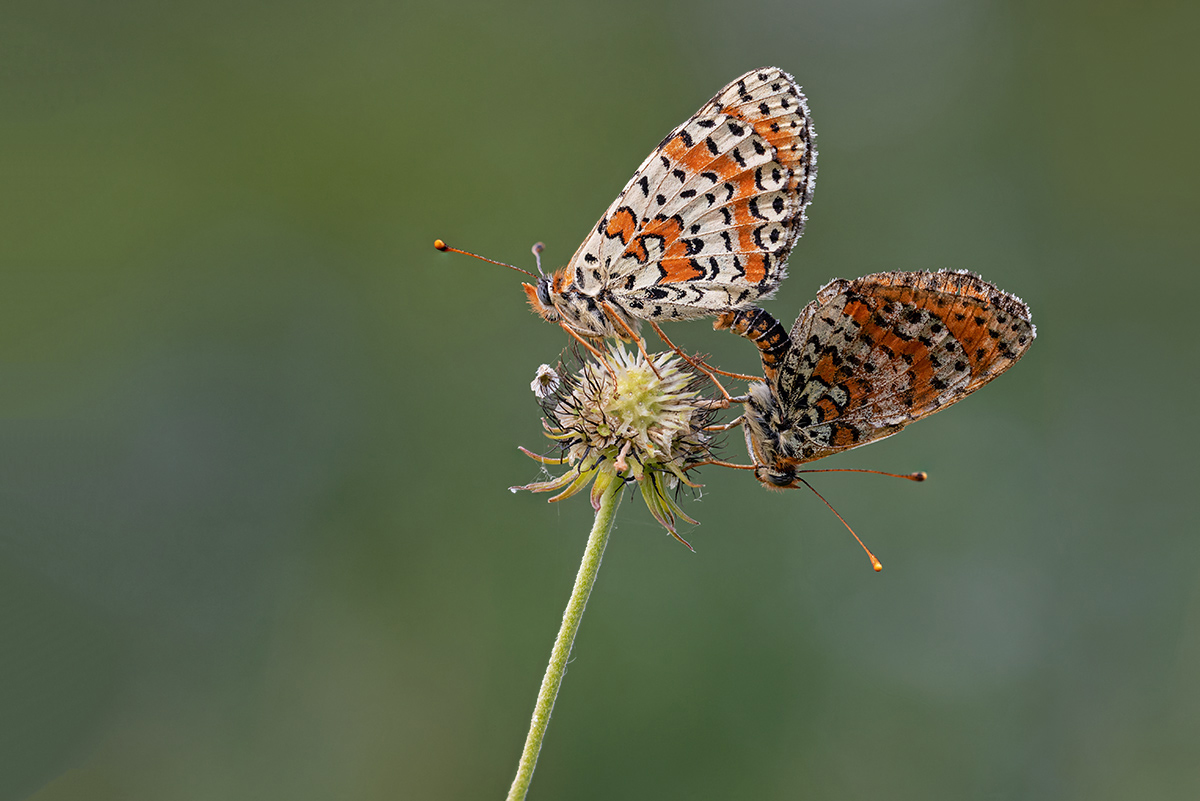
<box><xmin>442</xmin><ymin>67</ymin><xmax>1035</xmax><ymax>486</ymax></box>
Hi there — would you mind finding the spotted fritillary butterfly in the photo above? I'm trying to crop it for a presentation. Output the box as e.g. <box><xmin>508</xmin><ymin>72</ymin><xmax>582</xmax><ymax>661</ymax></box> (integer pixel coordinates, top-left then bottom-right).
<box><xmin>522</xmin><ymin>67</ymin><xmax>816</xmax><ymax>341</ymax></box>
<box><xmin>716</xmin><ymin>270</ymin><xmax>1036</xmax><ymax>489</ymax></box>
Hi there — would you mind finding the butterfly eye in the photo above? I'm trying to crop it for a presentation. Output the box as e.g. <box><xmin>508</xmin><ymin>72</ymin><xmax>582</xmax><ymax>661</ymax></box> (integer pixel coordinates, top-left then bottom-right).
<box><xmin>763</xmin><ymin>468</ymin><xmax>795</xmax><ymax>487</ymax></box>
<box><xmin>536</xmin><ymin>277</ymin><xmax>554</xmax><ymax>310</ymax></box>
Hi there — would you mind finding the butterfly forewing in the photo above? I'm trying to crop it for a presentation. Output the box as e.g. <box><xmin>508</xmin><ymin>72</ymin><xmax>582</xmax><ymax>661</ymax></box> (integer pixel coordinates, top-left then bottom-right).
<box><xmin>772</xmin><ymin>270</ymin><xmax>1035</xmax><ymax>464</ymax></box>
<box><xmin>564</xmin><ymin>68</ymin><xmax>816</xmax><ymax>326</ymax></box>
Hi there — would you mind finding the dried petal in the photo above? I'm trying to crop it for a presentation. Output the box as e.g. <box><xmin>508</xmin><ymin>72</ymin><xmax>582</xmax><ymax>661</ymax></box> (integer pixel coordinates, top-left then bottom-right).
<box><xmin>530</xmin><ymin>364</ymin><xmax>560</xmax><ymax>398</ymax></box>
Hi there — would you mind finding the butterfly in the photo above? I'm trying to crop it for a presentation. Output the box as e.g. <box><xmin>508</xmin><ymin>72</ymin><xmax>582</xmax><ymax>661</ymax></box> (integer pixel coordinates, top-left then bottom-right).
<box><xmin>522</xmin><ymin>67</ymin><xmax>816</xmax><ymax>342</ymax></box>
<box><xmin>715</xmin><ymin>270</ymin><xmax>1035</xmax><ymax>488</ymax></box>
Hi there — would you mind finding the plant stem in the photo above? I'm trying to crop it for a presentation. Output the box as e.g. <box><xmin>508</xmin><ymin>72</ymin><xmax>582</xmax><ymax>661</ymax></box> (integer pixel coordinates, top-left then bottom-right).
<box><xmin>506</xmin><ymin>476</ymin><xmax>624</xmax><ymax>801</ymax></box>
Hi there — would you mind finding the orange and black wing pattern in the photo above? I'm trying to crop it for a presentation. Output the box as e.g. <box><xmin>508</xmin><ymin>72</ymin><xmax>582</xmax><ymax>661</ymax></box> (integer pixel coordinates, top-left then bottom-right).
<box><xmin>720</xmin><ymin>270</ymin><xmax>1035</xmax><ymax>486</ymax></box>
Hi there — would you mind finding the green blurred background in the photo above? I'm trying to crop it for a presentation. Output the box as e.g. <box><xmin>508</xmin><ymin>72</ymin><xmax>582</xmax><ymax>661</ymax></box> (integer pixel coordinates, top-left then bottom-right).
<box><xmin>3</xmin><ymin>0</ymin><xmax>1197</xmax><ymax>798</ymax></box>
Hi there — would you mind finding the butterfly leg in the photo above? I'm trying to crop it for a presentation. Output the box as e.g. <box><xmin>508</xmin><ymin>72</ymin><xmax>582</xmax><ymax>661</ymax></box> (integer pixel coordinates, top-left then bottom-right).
<box><xmin>557</xmin><ymin>322</ymin><xmax>618</xmax><ymax>378</ymax></box>
<box><xmin>690</xmin><ymin>458</ymin><xmax>758</xmax><ymax>470</ymax></box>
<box><xmin>703</xmin><ymin>414</ymin><xmax>745</xmax><ymax>432</ymax></box>
<box><xmin>645</xmin><ymin>321</ymin><xmax>759</xmax><ymax>398</ymax></box>
<box><xmin>698</xmin><ymin>365</ymin><xmax>763</xmax><ymax>382</ymax></box>
<box><xmin>600</xmin><ymin>302</ymin><xmax>663</xmax><ymax>379</ymax></box>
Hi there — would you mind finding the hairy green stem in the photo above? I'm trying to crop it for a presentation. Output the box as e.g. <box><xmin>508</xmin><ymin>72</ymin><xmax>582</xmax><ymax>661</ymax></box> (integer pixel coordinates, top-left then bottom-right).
<box><xmin>506</xmin><ymin>476</ymin><xmax>624</xmax><ymax>801</ymax></box>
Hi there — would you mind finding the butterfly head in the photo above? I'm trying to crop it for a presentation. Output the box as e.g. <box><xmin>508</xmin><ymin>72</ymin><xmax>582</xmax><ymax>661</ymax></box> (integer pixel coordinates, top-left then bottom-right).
<box><xmin>523</xmin><ymin>277</ymin><xmax>560</xmax><ymax>323</ymax></box>
<box><xmin>523</xmin><ymin>265</ymin><xmax>581</xmax><ymax>325</ymax></box>
<box><xmin>757</xmin><ymin>464</ymin><xmax>799</xmax><ymax>489</ymax></box>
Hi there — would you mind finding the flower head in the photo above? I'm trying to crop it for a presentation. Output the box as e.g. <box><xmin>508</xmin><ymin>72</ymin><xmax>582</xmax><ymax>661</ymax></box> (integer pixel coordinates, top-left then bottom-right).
<box><xmin>513</xmin><ymin>345</ymin><xmax>722</xmax><ymax>549</ymax></box>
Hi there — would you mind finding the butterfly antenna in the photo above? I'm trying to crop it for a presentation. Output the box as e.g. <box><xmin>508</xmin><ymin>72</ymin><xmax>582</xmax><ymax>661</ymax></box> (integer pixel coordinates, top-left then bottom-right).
<box><xmin>796</xmin><ymin>468</ymin><xmax>927</xmax><ymax>482</ymax></box>
<box><xmin>433</xmin><ymin>239</ymin><xmax>536</xmax><ymax>278</ymax></box>
<box><xmin>794</xmin><ymin>477</ymin><xmax>883</xmax><ymax>572</ymax></box>
<box><xmin>531</xmin><ymin>241</ymin><xmax>546</xmax><ymax>277</ymax></box>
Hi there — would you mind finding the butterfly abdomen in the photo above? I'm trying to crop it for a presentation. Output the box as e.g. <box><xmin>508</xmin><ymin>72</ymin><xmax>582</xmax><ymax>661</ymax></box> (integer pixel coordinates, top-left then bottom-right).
<box><xmin>714</xmin><ymin>307</ymin><xmax>791</xmax><ymax>382</ymax></box>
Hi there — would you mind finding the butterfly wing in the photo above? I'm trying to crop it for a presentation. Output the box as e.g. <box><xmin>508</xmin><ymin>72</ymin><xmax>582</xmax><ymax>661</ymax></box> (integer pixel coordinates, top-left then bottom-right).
<box><xmin>567</xmin><ymin>67</ymin><xmax>816</xmax><ymax>321</ymax></box>
<box><xmin>770</xmin><ymin>270</ymin><xmax>1035</xmax><ymax>465</ymax></box>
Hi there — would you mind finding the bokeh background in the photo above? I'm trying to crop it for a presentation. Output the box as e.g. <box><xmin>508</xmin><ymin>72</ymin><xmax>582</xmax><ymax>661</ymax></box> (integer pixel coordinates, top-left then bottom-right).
<box><xmin>3</xmin><ymin>0</ymin><xmax>1198</xmax><ymax>798</ymax></box>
